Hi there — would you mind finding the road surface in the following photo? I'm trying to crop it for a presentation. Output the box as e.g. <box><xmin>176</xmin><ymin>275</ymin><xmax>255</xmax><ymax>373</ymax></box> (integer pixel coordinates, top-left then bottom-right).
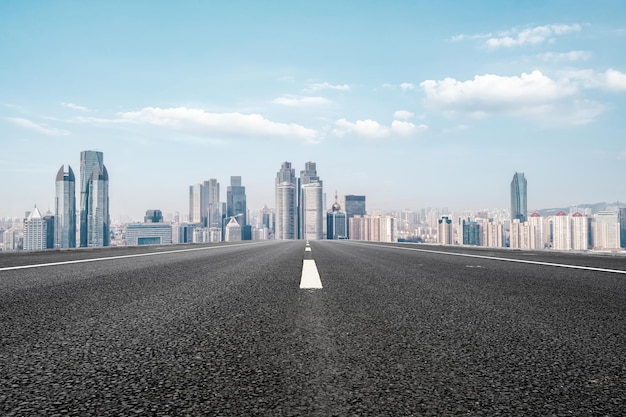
<box><xmin>1</xmin><ymin>241</ymin><xmax>624</xmax><ymax>416</ymax></box>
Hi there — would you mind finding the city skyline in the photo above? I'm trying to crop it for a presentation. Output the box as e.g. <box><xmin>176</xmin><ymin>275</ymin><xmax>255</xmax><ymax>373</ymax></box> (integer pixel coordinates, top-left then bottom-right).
<box><xmin>1</xmin><ymin>1</ymin><xmax>626</xmax><ymax>218</ymax></box>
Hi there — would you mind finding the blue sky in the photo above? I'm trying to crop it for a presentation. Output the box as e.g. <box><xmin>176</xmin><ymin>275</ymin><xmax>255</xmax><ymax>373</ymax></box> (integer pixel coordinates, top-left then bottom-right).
<box><xmin>1</xmin><ymin>0</ymin><xmax>625</xmax><ymax>220</ymax></box>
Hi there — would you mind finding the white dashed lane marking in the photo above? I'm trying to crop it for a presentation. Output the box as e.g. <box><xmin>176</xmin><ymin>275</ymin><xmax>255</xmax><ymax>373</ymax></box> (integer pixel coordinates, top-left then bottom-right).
<box><xmin>300</xmin><ymin>242</ymin><xmax>323</xmax><ymax>289</ymax></box>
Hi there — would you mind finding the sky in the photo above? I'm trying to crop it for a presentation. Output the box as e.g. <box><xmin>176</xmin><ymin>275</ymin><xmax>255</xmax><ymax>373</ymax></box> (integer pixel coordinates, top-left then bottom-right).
<box><xmin>1</xmin><ymin>0</ymin><xmax>625</xmax><ymax>220</ymax></box>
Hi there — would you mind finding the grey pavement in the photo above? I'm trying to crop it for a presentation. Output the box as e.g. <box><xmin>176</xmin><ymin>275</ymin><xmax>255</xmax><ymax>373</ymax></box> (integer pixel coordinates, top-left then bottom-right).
<box><xmin>1</xmin><ymin>241</ymin><xmax>624</xmax><ymax>416</ymax></box>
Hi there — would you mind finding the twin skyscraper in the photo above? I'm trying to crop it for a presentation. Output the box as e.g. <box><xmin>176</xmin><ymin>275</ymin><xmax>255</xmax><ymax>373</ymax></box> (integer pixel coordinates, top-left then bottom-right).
<box><xmin>275</xmin><ymin>161</ymin><xmax>324</xmax><ymax>240</ymax></box>
<box><xmin>54</xmin><ymin>150</ymin><xmax>110</xmax><ymax>248</ymax></box>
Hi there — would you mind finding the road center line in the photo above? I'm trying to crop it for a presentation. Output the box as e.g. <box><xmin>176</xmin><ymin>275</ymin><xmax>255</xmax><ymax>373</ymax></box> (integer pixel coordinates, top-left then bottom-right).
<box><xmin>0</xmin><ymin>242</ymin><xmax>268</xmax><ymax>272</ymax></box>
<box><xmin>350</xmin><ymin>242</ymin><xmax>626</xmax><ymax>275</ymax></box>
<box><xmin>300</xmin><ymin>259</ymin><xmax>323</xmax><ymax>289</ymax></box>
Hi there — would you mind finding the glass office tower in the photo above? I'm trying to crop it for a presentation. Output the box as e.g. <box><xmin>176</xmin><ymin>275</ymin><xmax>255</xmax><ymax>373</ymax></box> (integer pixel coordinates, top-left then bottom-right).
<box><xmin>510</xmin><ymin>172</ymin><xmax>527</xmax><ymax>223</ymax></box>
<box><xmin>79</xmin><ymin>150</ymin><xmax>109</xmax><ymax>247</ymax></box>
<box><xmin>54</xmin><ymin>165</ymin><xmax>76</xmax><ymax>248</ymax></box>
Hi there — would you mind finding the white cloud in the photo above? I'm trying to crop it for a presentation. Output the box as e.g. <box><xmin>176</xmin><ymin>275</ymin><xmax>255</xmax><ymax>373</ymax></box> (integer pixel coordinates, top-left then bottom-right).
<box><xmin>334</xmin><ymin>118</ymin><xmax>427</xmax><ymax>139</ymax></box>
<box><xmin>486</xmin><ymin>24</ymin><xmax>581</xmax><ymax>48</ymax></box>
<box><xmin>272</xmin><ymin>96</ymin><xmax>331</xmax><ymax>106</ymax></box>
<box><xmin>5</xmin><ymin>117</ymin><xmax>70</xmax><ymax>136</ymax></box>
<box><xmin>452</xmin><ymin>24</ymin><xmax>582</xmax><ymax>49</ymax></box>
<box><xmin>118</xmin><ymin>107</ymin><xmax>318</xmax><ymax>143</ymax></box>
<box><xmin>393</xmin><ymin>110</ymin><xmax>414</xmax><ymax>120</ymax></box>
<box><xmin>400</xmin><ymin>82</ymin><xmax>416</xmax><ymax>91</ymax></box>
<box><xmin>61</xmin><ymin>102</ymin><xmax>90</xmax><ymax>112</ymax></box>
<box><xmin>560</xmin><ymin>68</ymin><xmax>626</xmax><ymax>91</ymax></box>
<box><xmin>304</xmin><ymin>82</ymin><xmax>350</xmax><ymax>93</ymax></box>
<box><xmin>421</xmin><ymin>70</ymin><xmax>575</xmax><ymax>111</ymax></box>
<box><xmin>604</xmin><ymin>69</ymin><xmax>626</xmax><ymax>90</ymax></box>
<box><xmin>419</xmin><ymin>70</ymin><xmax>611</xmax><ymax>125</ymax></box>
<box><xmin>617</xmin><ymin>151</ymin><xmax>626</xmax><ymax>161</ymax></box>
<box><xmin>538</xmin><ymin>50</ymin><xmax>591</xmax><ymax>62</ymax></box>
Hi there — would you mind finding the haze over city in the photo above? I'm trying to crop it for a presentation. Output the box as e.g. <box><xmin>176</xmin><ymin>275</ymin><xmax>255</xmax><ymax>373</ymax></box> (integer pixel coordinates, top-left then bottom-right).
<box><xmin>1</xmin><ymin>1</ymin><xmax>625</xmax><ymax>219</ymax></box>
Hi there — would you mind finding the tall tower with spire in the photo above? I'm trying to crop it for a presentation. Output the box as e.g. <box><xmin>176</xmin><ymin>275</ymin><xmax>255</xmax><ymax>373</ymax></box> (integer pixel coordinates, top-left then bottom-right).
<box><xmin>511</xmin><ymin>172</ymin><xmax>527</xmax><ymax>223</ymax></box>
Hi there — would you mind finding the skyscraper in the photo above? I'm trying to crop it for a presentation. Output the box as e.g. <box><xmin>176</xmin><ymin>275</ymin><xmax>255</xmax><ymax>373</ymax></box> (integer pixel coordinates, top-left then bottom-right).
<box><xmin>511</xmin><ymin>172</ymin><xmax>527</xmax><ymax>223</ymax></box>
<box><xmin>54</xmin><ymin>164</ymin><xmax>76</xmax><ymax>249</ymax></box>
<box><xmin>275</xmin><ymin>162</ymin><xmax>297</xmax><ymax>240</ymax></box>
<box><xmin>189</xmin><ymin>183</ymin><xmax>205</xmax><ymax>225</ymax></box>
<box><xmin>79</xmin><ymin>151</ymin><xmax>109</xmax><ymax>247</ymax></box>
<box><xmin>206</xmin><ymin>178</ymin><xmax>221</xmax><ymax>229</ymax></box>
<box><xmin>299</xmin><ymin>162</ymin><xmax>323</xmax><ymax>240</ymax></box>
<box><xmin>227</xmin><ymin>176</ymin><xmax>247</xmax><ymax>227</ymax></box>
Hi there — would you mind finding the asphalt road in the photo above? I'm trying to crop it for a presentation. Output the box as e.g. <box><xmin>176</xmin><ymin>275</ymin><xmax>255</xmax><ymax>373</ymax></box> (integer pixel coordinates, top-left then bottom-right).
<box><xmin>1</xmin><ymin>241</ymin><xmax>625</xmax><ymax>416</ymax></box>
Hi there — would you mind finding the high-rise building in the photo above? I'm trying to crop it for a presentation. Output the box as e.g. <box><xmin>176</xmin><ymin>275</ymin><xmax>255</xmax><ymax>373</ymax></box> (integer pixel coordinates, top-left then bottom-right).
<box><xmin>206</xmin><ymin>179</ymin><xmax>221</xmax><ymax>229</ymax></box>
<box><xmin>327</xmin><ymin>192</ymin><xmax>347</xmax><ymax>240</ymax></box>
<box><xmin>571</xmin><ymin>212</ymin><xmax>590</xmax><ymax>251</ymax></box>
<box><xmin>54</xmin><ymin>164</ymin><xmax>76</xmax><ymax>249</ymax></box>
<box><xmin>593</xmin><ymin>211</ymin><xmax>620</xmax><ymax>250</ymax></box>
<box><xmin>511</xmin><ymin>172</ymin><xmax>527</xmax><ymax>223</ymax></box>
<box><xmin>552</xmin><ymin>211</ymin><xmax>571</xmax><ymax>250</ymax></box>
<box><xmin>227</xmin><ymin>176</ymin><xmax>247</xmax><ymax>227</ymax></box>
<box><xmin>275</xmin><ymin>162</ymin><xmax>297</xmax><ymax>240</ymax></box>
<box><xmin>189</xmin><ymin>183</ymin><xmax>205</xmax><ymax>225</ymax></box>
<box><xmin>345</xmin><ymin>195</ymin><xmax>366</xmax><ymax>240</ymax></box>
<box><xmin>345</xmin><ymin>195</ymin><xmax>366</xmax><ymax>218</ymax></box>
<box><xmin>79</xmin><ymin>150</ymin><xmax>109</xmax><ymax>247</ymax></box>
<box><xmin>619</xmin><ymin>207</ymin><xmax>626</xmax><ymax>249</ymax></box>
<box><xmin>462</xmin><ymin>219</ymin><xmax>481</xmax><ymax>246</ymax></box>
<box><xmin>528</xmin><ymin>213</ymin><xmax>545</xmax><ymax>249</ymax></box>
<box><xmin>225</xmin><ymin>217</ymin><xmax>242</xmax><ymax>242</ymax></box>
<box><xmin>24</xmin><ymin>206</ymin><xmax>47</xmax><ymax>251</ymax></box>
<box><xmin>301</xmin><ymin>182</ymin><xmax>323</xmax><ymax>240</ymax></box>
<box><xmin>437</xmin><ymin>216</ymin><xmax>453</xmax><ymax>245</ymax></box>
<box><xmin>299</xmin><ymin>162</ymin><xmax>323</xmax><ymax>240</ymax></box>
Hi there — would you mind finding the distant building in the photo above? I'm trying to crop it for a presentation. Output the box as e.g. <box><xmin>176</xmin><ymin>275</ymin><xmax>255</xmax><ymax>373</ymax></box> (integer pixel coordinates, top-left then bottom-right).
<box><xmin>189</xmin><ymin>183</ymin><xmax>205</xmax><ymax>225</ymax></box>
<box><xmin>552</xmin><ymin>212</ymin><xmax>571</xmax><ymax>250</ymax></box>
<box><xmin>480</xmin><ymin>219</ymin><xmax>505</xmax><ymax>248</ymax></box>
<box><xmin>619</xmin><ymin>207</ymin><xmax>626</xmax><ymax>249</ymax></box>
<box><xmin>437</xmin><ymin>216</ymin><xmax>453</xmax><ymax>245</ymax></box>
<box><xmin>206</xmin><ymin>179</ymin><xmax>221</xmax><ymax>230</ymax></box>
<box><xmin>511</xmin><ymin>172</ymin><xmax>527</xmax><ymax>223</ymax></box>
<box><xmin>54</xmin><ymin>164</ymin><xmax>76</xmax><ymax>249</ymax></box>
<box><xmin>275</xmin><ymin>162</ymin><xmax>297</xmax><ymax>240</ymax></box>
<box><xmin>327</xmin><ymin>192</ymin><xmax>347</xmax><ymax>239</ymax></box>
<box><xmin>571</xmin><ymin>212</ymin><xmax>591</xmax><ymax>251</ymax></box>
<box><xmin>301</xmin><ymin>182</ymin><xmax>323</xmax><ymax>240</ymax></box>
<box><xmin>79</xmin><ymin>150</ymin><xmax>109</xmax><ymax>247</ymax></box>
<box><xmin>260</xmin><ymin>205</ymin><xmax>275</xmax><ymax>236</ymax></box>
<box><xmin>227</xmin><ymin>176</ymin><xmax>247</xmax><ymax>230</ymax></box>
<box><xmin>299</xmin><ymin>162</ymin><xmax>323</xmax><ymax>240</ymax></box>
<box><xmin>126</xmin><ymin>223</ymin><xmax>172</xmax><ymax>246</ymax></box>
<box><xmin>3</xmin><ymin>228</ymin><xmax>19</xmax><ymax>252</ymax></box>
<box><xmin>593</xmin><ymin>211</ymin><xmax>620</xmax><ymax>250</ymax></box>
<box><xmin>528</xmin><ymin>213</ymin><xmax>545</xmax><ymax>249</ymax></box>
<box><xmin>462</xmin><ymin>219</ymin><xmax>481</xmax><ymax>246</ymax></box>
<box><xmin>225</xmin><ymin>217</ymin><xmax>242</xmax><ymax>242</ymax></box>
<box><xmin>24</xmin><ymin>206</ymin><xmax>47</xmax><ymax>251</ymax></box>
<box><xmin>349</xmin><ymin>215</ymin><xmax>396</xmax><ymax>242</ymax></box>
<box><xmin>344</xmin><ymin>195</ymin><xmax>366</xmax><ymax>218</ymax></box>
<box><xmin>144</xmin><ymin>210</ymin><xmax>163</xmax><ymax>223</ymax></box>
